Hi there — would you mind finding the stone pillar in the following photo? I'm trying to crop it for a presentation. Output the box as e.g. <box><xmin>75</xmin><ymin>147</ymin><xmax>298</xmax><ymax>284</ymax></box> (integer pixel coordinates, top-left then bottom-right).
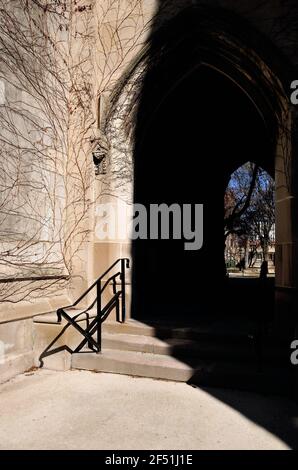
<box><xmin>275</xmin><ymin>107</ymin><xmax>298</xmax><ymax>336</ymax></box>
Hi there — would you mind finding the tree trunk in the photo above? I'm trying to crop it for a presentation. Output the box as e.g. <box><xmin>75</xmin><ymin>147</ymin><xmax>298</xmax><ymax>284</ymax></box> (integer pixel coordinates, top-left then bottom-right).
<box><xmin>262</xmin><ymin>240</ymin><xmax>269</xmax><ymax>262</ymax></box>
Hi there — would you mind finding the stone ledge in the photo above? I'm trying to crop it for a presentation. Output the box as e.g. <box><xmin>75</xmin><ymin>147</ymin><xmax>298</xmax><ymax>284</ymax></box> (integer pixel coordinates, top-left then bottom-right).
<box><xmin>0</xmin><ymin>350</ymin><xmax>34</xmax><ymax>385</ymax></box>
<box><xmin>0</xmin><ymin>294</ymin><xmax>72</xmax><ymax>324</ymax></box>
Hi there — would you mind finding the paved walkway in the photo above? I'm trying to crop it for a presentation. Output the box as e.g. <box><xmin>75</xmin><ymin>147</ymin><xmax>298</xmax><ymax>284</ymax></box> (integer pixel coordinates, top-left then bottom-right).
<box><xmin>0</xmin><ymin>369</ymin><xmax>297</xmax><ymax>450</ymax></box>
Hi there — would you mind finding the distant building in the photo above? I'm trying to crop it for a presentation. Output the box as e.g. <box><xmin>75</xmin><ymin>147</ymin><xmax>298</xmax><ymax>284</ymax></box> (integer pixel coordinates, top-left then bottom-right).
<box><xmin>225</xmin><ymin>231</ymin><xmax>275</xmax><ymax>274</ymax></box>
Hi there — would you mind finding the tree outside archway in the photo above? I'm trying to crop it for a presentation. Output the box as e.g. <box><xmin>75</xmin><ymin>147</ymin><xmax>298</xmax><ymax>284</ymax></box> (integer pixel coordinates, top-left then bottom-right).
<box><xmin>225</xmin><ymin>163</ymin><xmax>275</xmax><ymax>275</ymax></box>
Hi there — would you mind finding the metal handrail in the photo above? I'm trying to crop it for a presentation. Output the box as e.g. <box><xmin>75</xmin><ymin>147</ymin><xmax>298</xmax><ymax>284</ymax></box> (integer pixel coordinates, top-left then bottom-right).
<box><xmin>55</xmin><ymin>258</ymin><xmax>130</xmax><ymax>354</ymax></box>
<box><xmin>39</xmin><ymin>259</ymin><xmax>130</xmax><ymax>366</ymax></box>
<box><xmin>57</xmin><ymin>258</ymin><xmax>129</xmax><ymax>316</ymax></box>
<box><xmin>58</xmin><ymin>271</ymin><xmax>122</xmax><ymax>321</ymax></box>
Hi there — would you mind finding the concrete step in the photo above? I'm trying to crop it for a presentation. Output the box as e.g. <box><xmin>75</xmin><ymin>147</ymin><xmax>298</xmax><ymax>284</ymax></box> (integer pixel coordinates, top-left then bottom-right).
<box><xmin>101</xmin><ymin>319</ymin><xmax>253</xmax><ymax>342</ymax></box>
<box><xmin>102</xmin><ymin>330</ymin><xmax>289</xmax><ymax>365</ymax></box>
<box><xmin>33</xmin><ymin>312</ymin><xmax>288</xmax><ymax>364</ymax></box>
<box><xmin>34</xmin><ymin>315</ymin><xmax>252</xmax><ymax>343</ymax></box>
<box><xmin>33</xmin><ymin>312</ymin><xmax>59</xmax><ymax>324</ymax></box>
<box><xmin>102</xmin><ymin>321</ymin><xmax>289</xmax><ymax>360</ymax></box>
<box><xmin>33</xmin><ymin>311</ymin><xmax>272</xmax><ymax>342</ymax></box>
<box><xmin>101</xmin><ymin>331</ymin><xmax>258</xmax><ymax>361</ymax></box>
<box><xmin>71</xmin><ymin>349</ymin><xmax>292</xmax><ymax>394</ymax></box>
<box><xmin>72</xmin><ymin>349</ymin><xmax>196</xmax><ymax>382</ymax></box>
<box><xmin>33</xmin><ymin>308</ymin><xmax>97</xmax><ymax>325</ymax></box>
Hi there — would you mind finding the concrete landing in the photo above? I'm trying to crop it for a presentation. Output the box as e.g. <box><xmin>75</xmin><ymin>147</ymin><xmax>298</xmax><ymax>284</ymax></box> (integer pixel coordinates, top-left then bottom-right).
<box><xmin>0</xmin><ymin>369</ymin><xmax>297</xmax><ymax>450</ymax></box>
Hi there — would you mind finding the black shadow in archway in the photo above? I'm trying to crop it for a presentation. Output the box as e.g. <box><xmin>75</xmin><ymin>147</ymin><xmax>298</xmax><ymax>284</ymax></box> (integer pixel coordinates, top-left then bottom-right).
<box><xmin>131</xmin><ymin>6</ymin><xmax>280</xmax><ymax>323</ymax></box>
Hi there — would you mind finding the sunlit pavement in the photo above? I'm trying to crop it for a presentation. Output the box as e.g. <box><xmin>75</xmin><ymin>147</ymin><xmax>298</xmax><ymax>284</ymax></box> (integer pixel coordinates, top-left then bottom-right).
<box><xmin>0</xmin><ymin>369</ymin><xmax>297</xmax><ymax>450</ymax></box>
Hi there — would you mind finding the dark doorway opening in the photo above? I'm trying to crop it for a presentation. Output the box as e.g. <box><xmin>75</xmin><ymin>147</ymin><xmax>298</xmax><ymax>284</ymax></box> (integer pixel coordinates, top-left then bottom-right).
<box><xmin>132</xmin><ymin>65</ymin><xmax>274</xmax><ymax>322</ymax></box>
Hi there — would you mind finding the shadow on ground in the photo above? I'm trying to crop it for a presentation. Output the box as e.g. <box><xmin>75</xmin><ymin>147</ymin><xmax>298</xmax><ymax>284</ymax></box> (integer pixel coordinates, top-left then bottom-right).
<box><xmin>196</xmin><ymin>385</ymin><xmax>298</xmax><ymax>449</ymax></box>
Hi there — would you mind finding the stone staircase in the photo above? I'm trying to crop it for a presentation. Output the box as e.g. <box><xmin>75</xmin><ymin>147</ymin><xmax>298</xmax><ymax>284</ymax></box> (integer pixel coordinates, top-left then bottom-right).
<box><xmin>33</xmin><ymin>310</ymin><xmax>292</xmax><ymax>395</ymax></box>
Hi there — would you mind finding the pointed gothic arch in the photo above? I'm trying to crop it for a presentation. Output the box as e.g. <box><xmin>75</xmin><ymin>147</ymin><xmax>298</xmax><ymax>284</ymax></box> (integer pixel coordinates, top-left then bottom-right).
<box><xmin>102</xmin><ymin>4</ymin><xmax>295</xmax><ymax>326</ymax></box>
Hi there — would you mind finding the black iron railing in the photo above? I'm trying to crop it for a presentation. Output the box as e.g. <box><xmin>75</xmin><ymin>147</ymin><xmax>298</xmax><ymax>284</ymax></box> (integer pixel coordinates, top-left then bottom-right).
<box><xmin>39</xmin><ymin>258</ymin><xmax>129</xmax><ymax>366</ymax></box>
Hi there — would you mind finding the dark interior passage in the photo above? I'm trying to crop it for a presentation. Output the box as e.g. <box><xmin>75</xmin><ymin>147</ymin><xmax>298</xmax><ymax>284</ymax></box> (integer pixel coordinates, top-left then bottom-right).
<box><xmin>132</xmin><ymin>65</ymin><xmax>273</xmax><ymax>320</ymax></box>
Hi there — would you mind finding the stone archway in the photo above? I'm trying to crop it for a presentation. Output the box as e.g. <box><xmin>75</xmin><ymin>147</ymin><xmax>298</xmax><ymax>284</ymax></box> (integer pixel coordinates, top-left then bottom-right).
<box><xmin>104</xmin><ymin>5</ymin><xmax>294</xmax><ymax>330</ymax></box>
